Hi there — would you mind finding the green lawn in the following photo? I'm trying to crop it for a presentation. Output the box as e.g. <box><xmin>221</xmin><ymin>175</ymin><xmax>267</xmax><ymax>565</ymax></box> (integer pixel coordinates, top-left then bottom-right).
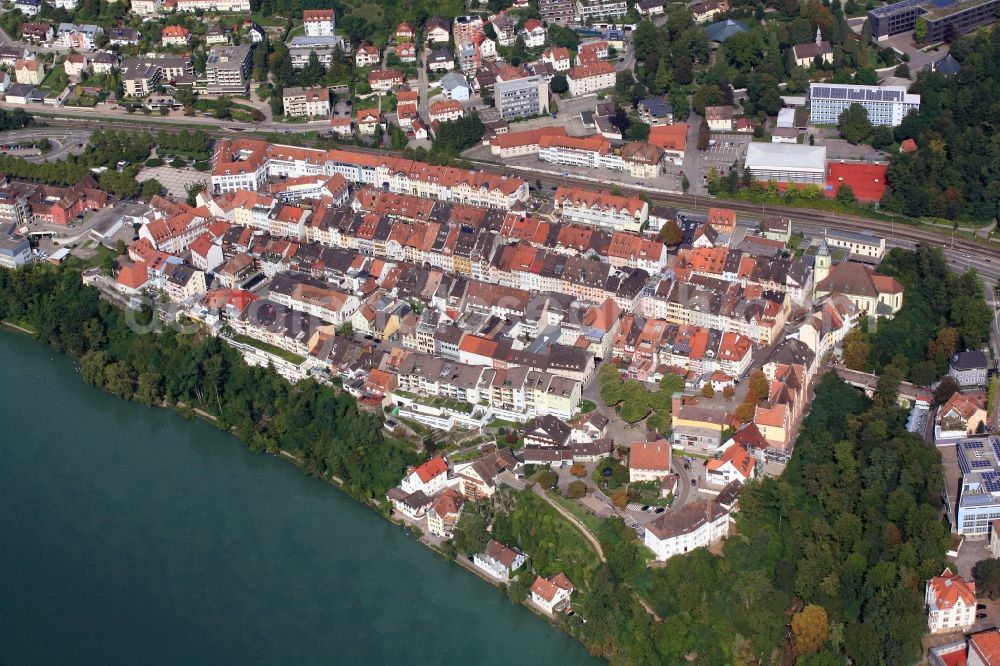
<box><xmin>39</xmin><ymin>65</ymin><xmax>69</xmax><ymax>94</ymax></box>
<box><xmin>546</xmin><ymin>489</ymin><xmax>609</xmax><ymax>535</ymax></box>
<box><xmin>231</xmin><ymin>334</ymin><xmax>305</xmax><ymax>365</ymax></box>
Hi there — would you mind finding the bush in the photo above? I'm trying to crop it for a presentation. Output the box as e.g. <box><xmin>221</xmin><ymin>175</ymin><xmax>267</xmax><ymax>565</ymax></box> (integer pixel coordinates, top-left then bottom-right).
<box><xmin>170</xmin><ymin>158</ymin><xmax>187</xmax><ymax>169</ymax></box>
<box><xmin>145</xmin><ymin>158</ymin><xmax>164</xmax><ymax>167</ymax></box>
<box><xmin>193</xmin><ymin>160</ymin><xmax>211</xmax><ymax>171</ymax></box>
<box><xmin>566</xmin><ymin>480</ymin><xmax>587</xmax><ymax>499</ymax></box>
<box><xmin>536</xmin><ymin>469</ymin><xmax>558</xmax><ymax>489</ymax></box>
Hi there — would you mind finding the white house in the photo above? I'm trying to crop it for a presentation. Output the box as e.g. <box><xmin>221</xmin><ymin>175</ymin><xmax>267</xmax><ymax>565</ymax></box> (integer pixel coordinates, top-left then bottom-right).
<box><xmin>521</xmin><ymin>19</ymin><xmax>547</xmax><ymax>48</ymax></box>
<box><xmin>926</xmin><ymin>569</ymin><xmax>977</xmax><ymax>634</ymax></box>
<box><xmin>530</xmin><ymin>572</ymin><xmax>574</xmax><ymax>614</ymax></box>
<box><xmin>400</xmin><ymin>455</ymin><xmax>450</xmax><ymax>495</ymax></box>
<box><xmin>705</xmin><ymin>445</ymin><xmax>756</xmax><ymax>487</ymax></box>
<box><xmin>473</xmin><ymin>539</ymin><xmax>527</xmax><ymax>582</ymax></box>
<box><xmin>628</xmin><ymin>439</ymin><xmax>672</xmax><ymax>483</ymax></box>
<box><xmin>644</xmin><ymin>499</ymin><xmax>731</xmax><ymax>561</ymax></box>
<box><xmin>950</xmin><ymin>351</ymin><xmax>990</xmax><ymax>388</ymax></box>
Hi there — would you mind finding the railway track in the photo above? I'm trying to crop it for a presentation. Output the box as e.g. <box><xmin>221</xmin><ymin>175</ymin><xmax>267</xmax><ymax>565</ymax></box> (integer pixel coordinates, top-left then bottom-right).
<box><xmin>37</xmin><ymin>117</ymin><xmax>998</xmax><ymax>259</ymax></box>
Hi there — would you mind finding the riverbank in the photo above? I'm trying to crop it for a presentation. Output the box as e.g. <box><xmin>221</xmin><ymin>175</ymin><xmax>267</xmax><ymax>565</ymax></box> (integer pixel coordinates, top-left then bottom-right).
<box><xmin>0</xmin><ymin>328</ymin><xmax>596</xmax><ymax>665</ymax></box>
<box><xmin>0</xmin><ymin>268</ymin><xmax>599</xmax><ymax>658</ymax></box>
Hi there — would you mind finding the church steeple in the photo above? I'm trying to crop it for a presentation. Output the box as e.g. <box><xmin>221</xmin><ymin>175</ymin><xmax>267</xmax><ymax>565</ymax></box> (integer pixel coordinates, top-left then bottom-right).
<box><xmin>815</xmin><ymin>26</ymin><xmax>823</xmax><ymax>45</ymax></box>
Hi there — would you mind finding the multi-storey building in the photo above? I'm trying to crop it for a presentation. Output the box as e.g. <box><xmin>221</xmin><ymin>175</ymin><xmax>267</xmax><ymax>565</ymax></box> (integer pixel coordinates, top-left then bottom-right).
<box><xmin>539</xmin><ymin>0</ymin><xmax>575</xmax><ymax>22</ymax></box>
<box><xmin>303</xmin><ymin>9</ymin><xmax>336</xmax><ymax>36</ymax></box>
<box><xmin>281</xmin><ymin>86</ymin><xmax>330</xmax><ymax>118</ymax></box>
<box><xmin>868</xmin><ymin>0</ymin><xmax>1000</xmax><ymax>42</ymax></box>
<box><xmin>809</xmin><ymin>83</ymin><xmax>920</xmax><ymax>126</ymax></box>
<box><xmin>567</xmin><ymin>62</ymin><xmax>616</xmax><ymax>96</ymax></box>
<box><xmin>575</xmin><ymin>0</ymin><xmax>628</xmax><ymax>19</ymax></box>
<box><xmin>494</xmin><ymin>76</ymin><xmax>549</xmax><ymax>120</ymax></box>
<box><xmin>201</xmin><ymin>45</ymin><xmax>253</xmax><ymax>95</ymax></box>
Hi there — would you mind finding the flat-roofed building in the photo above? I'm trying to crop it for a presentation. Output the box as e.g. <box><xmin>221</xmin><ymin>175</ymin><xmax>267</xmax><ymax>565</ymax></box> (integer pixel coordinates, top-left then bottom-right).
<box><xmin>744</xmin><ymin>143</ymin><xmax>827</xmax><ymax>184</ymax></box>
<box><xmin>809</xmin><ymin>82</ymin><xmax>920</xmax><ymax>126</ymax></box>
<box><xmin>202</xmin><ymin>44</ymin><xmax>253</xmax><ymax>95</ymax></box>
<box><xmin>494</xmin><ymin>76</ymin><xmax>548</xmax><ymax>120</ymax></box>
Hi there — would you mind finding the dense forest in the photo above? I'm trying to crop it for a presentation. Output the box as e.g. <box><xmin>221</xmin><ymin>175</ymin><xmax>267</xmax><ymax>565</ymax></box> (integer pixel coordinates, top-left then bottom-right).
<box><xmin>882</xmin><ymin>29</ymin><xmax>1000</xmax><ymax>221</ymax></box>
<box><xmin>845</xmin><ymin>244</ymin><xmax>992</xmax><ymax>385</ymax></box>
<box><xmin>0</xmin><ymin>266</ymin><xmax>418</xmax><ymax>500</ymax></box>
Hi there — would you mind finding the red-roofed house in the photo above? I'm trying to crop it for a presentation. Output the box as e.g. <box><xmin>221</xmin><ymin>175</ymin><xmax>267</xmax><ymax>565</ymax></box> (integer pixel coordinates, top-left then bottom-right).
<box><xmin>541</xmin><ymin>47</ymin><xmax>571</xmax><ymax>71</ymax></box>
<box><xmin>629</xmin><ymin>439</ymin><xmax>672</xmax><ymax>482</ymax></box>
<box><xmin>401</xmin><ymin>455</ymin><xmax>450</xmax><ymax>495</ymax></box>
<box><xmin>161</xmin><ymin>25</ymin><xmax>190</xmax><ymax>46</ymax></box>
<box><xmin>900</xmin><ymin>138</ymin><xmax>918</xmax><ymax>153</ymax></box>
<box><xmin>396</xmin><ymin>42</ymin><xmax>417</xmax><ymax>62</ymax></box>
<box><xmin>355</xmin><ymin>42</ymin><xmax>380</xmax><ymax>67</ymax></box>
<box><xmin>396</xmin><ymin>22</ymin><xmax>414</xmax><ymax>41</ymax></box>
<box><xmin>357</xmin><ymin>108</ymin><xmax>382</xmax><ymax>135</ymax></box>
<box><xmin>648</xmin><ymin>123</ymin><xmax>688</xmax><ymax>164</ymax></box>
<box><xmin>530</xmin><ymin>572</ymin><xmax>574</xmax><ymax>614</ymax></box>
<box><xmin>927</xmin><ymin>569</ymin><xmax>977</xmax><ymax>633</ymax></box>
<box><xmin>116</xmin><ymin>261</ymin><xmax>149</xmax><ymax>295</ymax></box>
<box><xmin>936</xmin><ymin>392</ymin><xmax>988</xmax><ymax>441</ymax></box>
<box><xmin>705</xmin><ymin>445</ymin><xmax>756</xmax><ymax>486</ymax></box>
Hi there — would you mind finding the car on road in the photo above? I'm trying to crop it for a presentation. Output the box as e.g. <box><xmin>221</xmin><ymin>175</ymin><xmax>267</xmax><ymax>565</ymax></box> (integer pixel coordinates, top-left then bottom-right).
<box><xmin>978</xmin><ymin>603</ymin><xmax>988</xmax><ymax>610</ymax></box>
<box><xmin>978</xmin><ymin>613</ymin><xmax>989</xmax><ymax>619</ymax></box>
<box><xmin>690</xmin><ymin>479</ymin><xmax>696</xmax><ymax>486</ymax></box>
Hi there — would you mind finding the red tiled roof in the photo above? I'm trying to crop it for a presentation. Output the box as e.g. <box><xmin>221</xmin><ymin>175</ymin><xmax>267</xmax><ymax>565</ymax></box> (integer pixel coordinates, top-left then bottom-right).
<box><xmin>414</xmin><ymin>455</ymin><xmax>448</xmax><ymax>483</ymax></box>
<box><xmin>629</xmin><ymin>440</ymin><xmax>671</xmax><ymax>471</ymax></box>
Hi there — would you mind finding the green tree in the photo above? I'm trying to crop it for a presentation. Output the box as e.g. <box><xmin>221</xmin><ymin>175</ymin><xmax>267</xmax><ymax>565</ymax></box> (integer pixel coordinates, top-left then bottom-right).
<box><xmin>838</xmin><ymin>103</ymin><xmax>872</xmax><ymax>144</ymax></box>
<box><xmin>914</xmin><ymin>17</ymin><xmax>927</xmax><ymax>43</ymax></box>
<box><xmin>140</xmin><ymin>179</ymin><xmax>163</xmax><ymax>201</ymax></box>
<box><xmin>549</xmin><ymin>74</ymin><xmax>568</xmax><ymax>94</ymax></box>
<box><xmin>977</xmin><ymin>559</ymin><xmax>1000</xmax><ymax>599</ymax></box>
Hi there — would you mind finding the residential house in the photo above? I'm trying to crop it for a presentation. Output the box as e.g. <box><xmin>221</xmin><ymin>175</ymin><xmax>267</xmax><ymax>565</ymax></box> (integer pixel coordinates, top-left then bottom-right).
<box><xmin>441</xmin><ymin>72</ymin><xmax>472</xmax><ymax>100</ymax></box>
<box><xmin>453</xmin><ymin>449</ymin><xmax>520</xmax><ymax>499</ymax></box>
<box><xmin>15</xmin><ymin>59</ymin><xmax>44</xmax><ymax>86</ymax></box>
<box><xmin>638</xmin><ymin>97</ymin><xmax>674</xmax><ymax>126</ymax></box>
<box><xmin>14</xmin><ymin>0</ymin><xmax>41</xmax><ymax>15</ymax></box>
<box><xmin>400</xmin><ymin>455</ymin><xmax>450</xmax><ymax>495</ymax></box>
<box><xmin>396</xmin><ymin>42</ymin><xmax>417</xmax><ymax>63</ymax></box>
<box><xmin>426</xmin><ymin>488</ymin><xmax>464</xmax><ymax>537</ymax></box>
<box><xmin>530</xmin><ymin>573</ymin><xmax>574</xmax><ymax>614</ymax></box>
<box><xmin>57</xmin><ymin>23</ymin><xmax>103</xmax><ymax>50</ymax></box>
<box><xmin>936</xmin><ymin>392</ymin><xmax>988</xmax><ymax>441</ymax></box>
<box><xmin>629</xmin><ymin>438</ymin><xmax>672</xmax><ymax>482</ymax></box>
<box><xmin>63</xmin><ymin>53</ymin><xmax>89</xmax><ymax>80</ymax></box>
<box><xmin>425</xmin><ymin>16</ymin><xmax>451</xmax><ymax>43</ymax></box>
<box><xmin>395</xmin><ymin>22</ymin><xmax>415</xmax><ymax>41</ymax></box>
<box><xmin>690</xmin><ymin>0</ymin><xmax>728</xmax><ymax>22</ymax></box>
<box><xmin>427</xmin><ymin>48</ymin><xmax>455</xmax><ymax>72</ymax></box>
<box><xmin>644</xmin><ymin>499</ymin><xmax>731</xmax><ymax>561</ymax></box>
<box><xmin>705</xmin><ymin>445</ymin><xmax>756</xmax><ymax>487</ymax></box>
<box><xmin>521</xmin><ymin>19</ymin><xmax>547</xmax><ymax>48</ymax></box>
<box><xmin>19</xmin><ymin>22</ymin><xmax>53</xmax><ymax>43</ymax></box>
<box><xmin>161</xmin><ymin>25</ymin><xmax>190</xmax><ymax>46</ymax></box>
<box><xmin>429</xmin><ymin>99</ymin><xmax>465</xmax><ymax>123</ymax></box>
<box><xmin>567</xmin><ymin>62</ymin><xmax>616</xmax><ymax>96</ymax></box>
<box><xmin>473</xmin><ymin>539</ymin><xmax>527</xmax><ymax>582</ymax></box>
<box><xmin>368</xmin><ymin>69</ymin><xmax>403</xmax><ymax>92</ymax></box>
<box><xmin>282</xmin><ymin>86</ymin><xmax>331</xmax><ymax>118</ymax></box>
<box><xmin>357</xmin><ymin>108</ymin><xmax>382</xmax><ymax>135</ymax></box>
<box><xmin>926</xmin><ymin>569</ymin><xmax>977</xmax><ymax>634</ymax></box>
<box><xmin>303</xmin><ymin>9</ymin><xmax>336</xmax><ymax>37</ymax></box>
<box><xmin>950</xmin><ymin>351</ymin><xmax>990</xmax><ymax>388</ymax></box>
<box><xmin>542</xmin><ymin>47</ymin><xmax>571</xmax><ymax>72</ymax></box>
<box><xmin>355</xmin><ymin>43</ymin><xmax>380</xmax><ymax>68</ymax></box>
<box><xmin>705</xmin><ymin>105</ymin><xmax>734</xmax><ymax>131</ymax></box>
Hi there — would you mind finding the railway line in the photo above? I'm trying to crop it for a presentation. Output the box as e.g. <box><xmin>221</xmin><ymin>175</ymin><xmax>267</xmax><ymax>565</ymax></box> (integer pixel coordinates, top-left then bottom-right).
<box><xmin>35</xmin><ymin>116</ymin><xmax>1000</xmax><ymax>261</ymax></box>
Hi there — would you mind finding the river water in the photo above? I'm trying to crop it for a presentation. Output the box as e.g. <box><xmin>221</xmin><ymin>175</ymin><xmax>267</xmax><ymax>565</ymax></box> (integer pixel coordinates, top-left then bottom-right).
<box><xmin>0</xmin><ymin>330</ymin><xmax>598</xmax><ymax>665</ymax></box>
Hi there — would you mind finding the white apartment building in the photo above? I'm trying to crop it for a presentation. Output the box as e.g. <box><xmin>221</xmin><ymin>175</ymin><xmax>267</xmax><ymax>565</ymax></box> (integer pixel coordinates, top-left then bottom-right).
<box><xmin>553</xmin><ymin>186</ymin><xmax>648</xmax><ymax>233</ymax></box>
<box><xmin>174</xmin><ymin>0</ymin><xmax>250</xmax><ymax>11</ymax></box>
<box><xmin>303</xmin><ymin>9</ymin><xmax>335</xmax><ymax>36</ymax></box>
<box><xmin>282</xmin><ymin>86</ymin><xmax>331</xmax><ymax>118</ymax></box>
<box><xmin>809</xmin><ymin>83</ymin><xmax>920</xmax><ymax>126</ymax></box>
<box><xmin>576</xmin><ymin>0</ymin><xmax>628</xmax><ymax>18</ymax></box>
<box><xmin>567</xmin><ymin>62</ymin><xmax>616</xmax><ymax>96</ymax></box>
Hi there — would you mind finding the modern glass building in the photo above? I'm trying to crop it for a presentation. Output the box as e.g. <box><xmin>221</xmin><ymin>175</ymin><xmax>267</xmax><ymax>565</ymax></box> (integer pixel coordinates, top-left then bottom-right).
<box><xmin>867</xmin><ymin>0</ymin><xmax>1000</xmax><ymax>42</ymax></box>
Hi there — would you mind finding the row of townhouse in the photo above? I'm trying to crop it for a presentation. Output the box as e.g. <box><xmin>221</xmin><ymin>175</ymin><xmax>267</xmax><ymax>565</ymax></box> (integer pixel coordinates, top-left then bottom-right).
<box><xmin>673</xmin><ymin>245</ymin><xmax>814</xmax><ymax>306</ymax></box>
<box><xmin>213</xmin><ymin>189</ymin><xmax>655</xmax><ymax>311</ymax></box>
<box><xmin>211</xmin><ymin>139</ymin><xmax>529</xmax><ymax>209</ymax></box>
<box><xmin>641</xmin><ymin>275</ymin><xmax>792</xmax><ymax>345</ymax></box>
<box><xmin>610</xmin><ymin>316</ymin><xmax>755</xmax><ymax>384</ymax></box>
<box><xmin>394</xmin><ymin>351</ymin><xmax>582</xmax><ymax>424</ymax></box>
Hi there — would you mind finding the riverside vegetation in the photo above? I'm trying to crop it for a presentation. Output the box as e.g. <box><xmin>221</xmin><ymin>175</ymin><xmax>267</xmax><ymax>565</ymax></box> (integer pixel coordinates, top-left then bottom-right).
<box><xmin>0</xmin><ymin>264</ymin><xmax>949</xmax><ymax>664</ymax></box>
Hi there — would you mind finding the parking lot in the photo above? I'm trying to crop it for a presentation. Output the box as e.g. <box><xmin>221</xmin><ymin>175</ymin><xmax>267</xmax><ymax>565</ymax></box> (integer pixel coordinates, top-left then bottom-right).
<box><xmin>703</xmin><ymin>133</ymin><xmax>752</xmax><ymax>167</ymax></box>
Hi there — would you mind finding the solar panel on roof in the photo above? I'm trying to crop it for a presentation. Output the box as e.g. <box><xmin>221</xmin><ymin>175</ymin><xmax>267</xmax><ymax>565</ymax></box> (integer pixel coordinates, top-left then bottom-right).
<box><xmin>991</xmin><ymin>439</ymin><xmax>1000</xmax><ymax>460</ymax></box>
<box><xmin>965</xmin><ymin>441</ymin><xmax>984</xmax><ymax>449</ymax></box>
<box><xmin>972</xmin><ymin>460</ymin><xmax>992</xmax><ymax>469</ymax></box>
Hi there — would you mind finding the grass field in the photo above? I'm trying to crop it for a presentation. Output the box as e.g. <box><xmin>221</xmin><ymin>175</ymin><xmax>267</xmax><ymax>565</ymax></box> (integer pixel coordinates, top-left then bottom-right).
<box><xmin>39</xmin><ymin>65</ymin><xmax>68</xmax><ymax>94</ymax></box>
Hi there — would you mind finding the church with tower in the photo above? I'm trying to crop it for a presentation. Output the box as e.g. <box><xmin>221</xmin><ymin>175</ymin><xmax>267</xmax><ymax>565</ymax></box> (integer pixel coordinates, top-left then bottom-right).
<box><xmin>812</xmin><ymin>240</ymin><xmax>904</xmax><ymax>318</ymax></box>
